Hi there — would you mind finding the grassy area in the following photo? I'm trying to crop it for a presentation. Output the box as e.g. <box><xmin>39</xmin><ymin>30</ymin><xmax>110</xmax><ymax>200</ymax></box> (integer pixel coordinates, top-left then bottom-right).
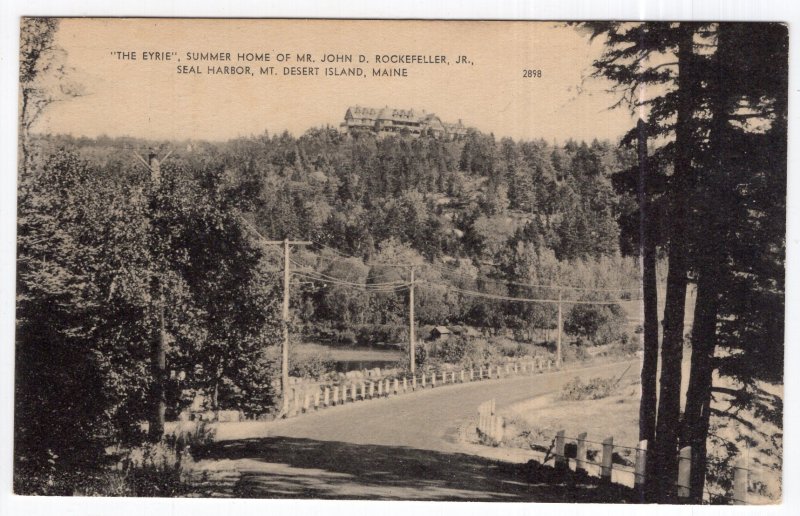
<box><xmin>502</xmin><ymin>376</ymin><xmax>642</xmax><ymax>461</ymax></box>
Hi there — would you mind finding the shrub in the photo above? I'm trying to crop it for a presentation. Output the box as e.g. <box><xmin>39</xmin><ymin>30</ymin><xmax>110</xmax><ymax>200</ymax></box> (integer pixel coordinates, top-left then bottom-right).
<box><xmin>564</xmin><ymin>303</ymin><xmax>627</xmax><ymax>345</ymax></box>
<box><xmin>355</xmin><ymin>324</ymin><xmax>405</xmax><ymax>347</ymax></box>
<box><xmin>558</xmin><ymin>376</ymin><xmax>618</xmax><ymax>401</ymax></box>
<box><xmin>613</xmin><ymin>333</ymin><xmax>641</xmax><ymax>356</ymax></box>
<box><xmin>290</xmin><ymin>349</ymin><xmax>336</xmax><ymax>378</ymax></box>
<box><xmin>562</xmin><ymin>342</ymin><xmax>590</xmax><ymax>363</ymax></box>
<box><xmin>15</xmin><ymin>440</ymin><xmax>194</xmax><ymax>497</ymax></box>
<box><xmin>428</xmin><ymin>336</ymin><xmax>501</xmax><ymax>367</ymax></box>
<box><xmin>497</xmin><ymin>341</ymin><xmax>533</xmax><ymax>358</ymax></box>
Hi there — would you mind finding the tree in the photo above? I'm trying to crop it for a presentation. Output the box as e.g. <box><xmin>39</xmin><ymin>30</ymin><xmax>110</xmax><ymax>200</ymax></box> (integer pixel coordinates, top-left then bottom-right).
<box><xmin>583</xmin><ymin>21</ymin><xmax>707</xmax><ymax>501</ymax></box>
<box><xmin>15</xmin><ymin>144</ymin><xmax>280</xmax><ymax>490</ymax></box>
<box><xmin>19</xmin><ymin>18</ymin><xmax>84</xmax><ymax>167</ymax></box>
<box><xmin>585</xmin><ymin>21</ymin><xmax>787</xmax><ymax>502</ymax></box>
<box><xmin>563</xmin><ymin>303</ymin><xmax>626</xmax><ymax>346</ymax></box>
<box><xmin>680</xmin><ymin>22</ymin><xmax>787</xmax><ymax>501</ymax></box>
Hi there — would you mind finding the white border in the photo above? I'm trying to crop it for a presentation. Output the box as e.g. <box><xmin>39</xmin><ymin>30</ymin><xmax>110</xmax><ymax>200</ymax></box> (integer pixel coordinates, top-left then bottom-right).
<box><xmin>1</xmin><ymin>2</ymin><xmax>798</xmax><ymax>516</ymax></box>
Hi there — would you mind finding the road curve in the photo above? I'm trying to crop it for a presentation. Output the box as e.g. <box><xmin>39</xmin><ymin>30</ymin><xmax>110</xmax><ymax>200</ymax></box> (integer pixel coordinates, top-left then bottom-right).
<box><xmin>195</xmin><ymin>360</ymin><xmax>641</xmax><ymax>501</ymax></box>
<box><xmin>263</xmin><ymin>359</ymin><xmax>638</xmax><ymax>451</ymax></box>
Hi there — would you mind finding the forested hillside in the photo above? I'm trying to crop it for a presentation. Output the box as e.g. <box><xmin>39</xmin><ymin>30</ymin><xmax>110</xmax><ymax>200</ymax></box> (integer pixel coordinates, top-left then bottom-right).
<box><xmin>29</xmin><ymin>129</ymin><xmax>640</xmax><ymax>338</ymax></box>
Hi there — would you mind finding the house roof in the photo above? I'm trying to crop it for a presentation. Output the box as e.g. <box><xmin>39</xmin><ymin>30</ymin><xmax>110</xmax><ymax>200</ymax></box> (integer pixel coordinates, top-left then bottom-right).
<box><xmin>344</xmin><ymin>106</ymin><xmax>468</xmax><ymax>136</ymax></box>
<box><xmin>433</xmin><ymin>326</ymin><xmax>452</xmax><ymax>334</ymax></box>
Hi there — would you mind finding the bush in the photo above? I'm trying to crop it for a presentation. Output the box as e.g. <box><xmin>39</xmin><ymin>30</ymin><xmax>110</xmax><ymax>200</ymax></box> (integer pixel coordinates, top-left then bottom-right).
<box><xmin>558</xmin><ymin>376</ymin><xmax>618</xmax><ymax>401</ymax></box>
<box><xmin>15</xmin><ymin>440</ymin><xmax>194</xmax><ymax>497</ymax></box>
<box><xmin>428</xmin><ymin>336</ymin><xmax>501</xmax><ymax>367</ymax></box>
<box><xmin>613</xmin><ymin>333</ymin><xmax>641</xmax><ymax>356</ymax></box>
<box><xmin>564</xmin><ymin>303</ymin><xmax>627</xmax><ymax>345</ymax></box>
<box><xmin>497</xmin><ymin>340</ymin><xmax>533</xmax><ymax>358</ymax></box>
<box><xmin>355</xmin><ymin>324</ymin><xmax>405</xmax><ymax>347</ymax></box>
<box><xmin>562</xmin><ymin>342</ymin><xmax>590</xmax><ymax>363</ymax></box>
<box><xmin>290</xmin><ymin>349</ymin><xmax>336</xmax><ymax>378</ymax></box>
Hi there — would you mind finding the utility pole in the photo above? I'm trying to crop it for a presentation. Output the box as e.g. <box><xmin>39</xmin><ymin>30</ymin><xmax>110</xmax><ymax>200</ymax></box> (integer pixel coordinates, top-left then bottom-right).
<box><xmin>263</xmin><ymin>238</ymin><xmax>310</xmax><ymax>414</ymax></box>
<box><xmin>131</xmin><ymin>148</ymin><xmax>176</xmax><ymax>441</ymax></box>
<box><xmin>555</xmin><ymin>264</ymin><xmax>563</xmax><ymax>368</ymax></box>
<box><xmin>409</xmin><ymin>266</ymin><xmax>416</xmax><ymax>374</ymax></box>
<box><xmin>556</xmin><ymin>288</ymin><xmax>563</xmax><ymax>368</ymax></box>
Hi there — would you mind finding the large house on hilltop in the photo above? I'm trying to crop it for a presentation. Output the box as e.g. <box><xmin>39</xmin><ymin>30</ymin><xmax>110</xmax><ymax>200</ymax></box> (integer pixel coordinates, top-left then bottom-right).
<box><xmin>340</xmin><ymin>106</ymin><xmax>468</xmax><ymax>140</ymax></box>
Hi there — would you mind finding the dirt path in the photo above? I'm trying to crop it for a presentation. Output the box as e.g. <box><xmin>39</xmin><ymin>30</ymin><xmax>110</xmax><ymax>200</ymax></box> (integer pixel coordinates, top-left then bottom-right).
<box><xmin>193</xmin><ymin>360</ymin><xmax>640</xmax><ymax>501</ymax></box>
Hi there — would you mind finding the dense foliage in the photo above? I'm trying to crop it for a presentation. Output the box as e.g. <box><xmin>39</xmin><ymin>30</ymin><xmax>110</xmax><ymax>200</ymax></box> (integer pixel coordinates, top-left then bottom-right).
<box><xmin>15</xmin><ymin>124</ymin><xmax>642</xmax><ymax>486</ymax></box>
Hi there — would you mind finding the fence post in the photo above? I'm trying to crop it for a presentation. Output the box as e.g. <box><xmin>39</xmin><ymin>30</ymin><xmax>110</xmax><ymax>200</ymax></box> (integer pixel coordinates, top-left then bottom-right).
<box><xmin>494</xmin><ymin>415</ymin><xmax>504</xmax><ymax>442</ymax></box>
<box><xmin>313</xmin><ymin>390</ymin><xmax>320</xmax><ymax>410</ymax></box>
<box><xmin>422</xmin><ymin>372</ymin><xmax>427</xmax><ymax>388</ymax></box>
<box><xmin>377</xmin><ymin>380</ymin><xmax>383</xmax><ymax>397</ymax></box>
<box><xmin>548</xmin><ymin>360</ymin><xmax>552</xmax><ymax>371</ymax></box>
<box><xmin>505</xmin><ymin>364</ymin><xmax>510</xmax><ymax>375</ymax></box>
<box><xmin>470</xmin><ymin>368</ymin><xmax>475</xmax><ymax>381</ymax></box>
<box><xmin>452</xmin><ymin>371</ymin><xmax>456</xmax><ymax>383</ymax></box>
<box><xmin>403</xmin><ymin>377</ymin><xmax>408</xmax><ymax>392</ymax></box>
<box><xmin>576</xmin><ymin>432</ymin><xmax>588</xmax><ymax>474</ymax></box>
<box><xmin>412</xmin><ymin>376</ymin><xmax>417</xmax><ymax>390</ymax></box>
<box><xmin>393</xmin><ymin>378</ymin><xmax>399</xmax><ymax>395</ymax></box>
<box><xmin>514</xmin><ymin>362</ymin><xmax>519</xmax><ymax>374</ymax></box>
<box><xmin>441</xmin><ymin>371</ymin><xmax>447</xmax><ymax>385</ymax></box>
<box><xmin>291</xmin><ymin>388</ymin><xmax>299</xmax><ymax>416</ymax></box>
<box><xmin>302</xmin><ymin>393</ymin><xmax>310</xmax><ymax>413</ymax></box>
<box><xmin>341</xmin><ymin>384</ymin><xmax>348</xmax><ymax>404</ymax></box>
<box><xmin>733</xmin><ymin>456</ymin><xmax>748</xmax><ymax>505</ymax></box>
<box><xmin>460</xmin><ymin>370</ymin><xmax>465</xmax><ymax>383</ymax></box>
<box><xmin>385</xmin><ymin>378</ymin><xmax>391</xmax><ymax>396</ymax></box>
<box><xmin>351</xmin><ymin>383</ymin><xmax>357</xmax><ymax>402</ymax></box>
<box><xmin>369</xmin><ymin>381</ymin><xmax>375</xmax><ymax>399</ymax></box>
<box><xmin>635</xmin><ymin>440</ymin><xmax>647</xmax><ymax>489</ymax></box>
<box><xmin>323</xmin><ymin>387</ymin><xmax>330</xmax><ymax>407</ymax></box>
<box><xmin>677</xmin><ymin>445</ymin><xmax>692</xmax><ymax>499</ymax></box>
<box><xmin>331</xmin><ymin>386</ymin><xmax>339</xmax><ymax>406</ymax></box>
<box><xmin>360</xmin><ymin>382</ymin><xmax>365</xmax><ymax>400</ymax></box>
<box><xmin>555</xmin><ymin>430</ymin><xmax>566</xmax><ymax>469</ymax></box>
<box><xmin>601</xmin><ymin>437</ymin><xmax>614</xmax><ymax>482</ymax></box>
<box><xmin>432</xmin><ymin>372</ymin><xmax>437</xmax><ymax>388</ymax></box>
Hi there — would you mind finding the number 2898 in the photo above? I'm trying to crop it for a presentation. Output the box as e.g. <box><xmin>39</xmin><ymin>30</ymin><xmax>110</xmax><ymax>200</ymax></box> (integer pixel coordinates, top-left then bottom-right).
<box><xmin>522</xmin><ymin>69</ymin><xmax>542</xmax><ymax>78</ymax></box>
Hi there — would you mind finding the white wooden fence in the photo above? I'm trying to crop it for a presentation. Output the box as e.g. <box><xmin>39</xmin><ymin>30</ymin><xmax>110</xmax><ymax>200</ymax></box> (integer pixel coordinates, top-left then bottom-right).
<box><xmin>476</xmin><ymin>398</ymin><xmax>504</xmax><ymax>442</ymax></box>
<box><xmin>282</xmin><ymin>357</ymin><xmax>557</xmax><ymax>419</ymax></box>
<box><xmin>474</xmin><ymin>406</ymin><xmax>753</xmax><ymax>505</ymax></box>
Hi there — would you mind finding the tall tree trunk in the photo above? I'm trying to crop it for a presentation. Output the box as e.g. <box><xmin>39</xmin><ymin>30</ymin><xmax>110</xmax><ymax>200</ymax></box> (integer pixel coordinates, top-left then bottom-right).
<box><xmin>682</xmin><ymin>268</ymin><xmax>720</xmax><ymax>502</ymax></box>
<box><xmin>651</xmin><ymin>24</ymin><xmax>696</xmax><ymax>503</ymax></box>
<box><xmin>148</xmin><ymin>276</ymin><xmax>167</xmax><ymax>442</ymax></box>
<box><xmin>681</xmin><ymin>22</ymin><xmax>731</xmax><ymax>502</ymax></box>
<box><xmin>636</xmin><ymin>119</ymin><xmax>660</xmax><ymax>489</ymax></box>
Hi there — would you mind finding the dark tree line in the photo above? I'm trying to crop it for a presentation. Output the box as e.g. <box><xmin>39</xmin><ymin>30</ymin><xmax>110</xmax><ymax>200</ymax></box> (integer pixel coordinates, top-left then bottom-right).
<box><xmin>584</xmin><ymin>21</ymin><xmax>786</xmax><ymax>502</ymax></box>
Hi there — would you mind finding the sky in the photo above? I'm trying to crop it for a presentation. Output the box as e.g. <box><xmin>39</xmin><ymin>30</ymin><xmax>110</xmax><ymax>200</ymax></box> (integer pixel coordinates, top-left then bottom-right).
<box><xmin>37</xmin><ymin>18</ymin><xmax>636</xmax><ymax>143</ymax></box>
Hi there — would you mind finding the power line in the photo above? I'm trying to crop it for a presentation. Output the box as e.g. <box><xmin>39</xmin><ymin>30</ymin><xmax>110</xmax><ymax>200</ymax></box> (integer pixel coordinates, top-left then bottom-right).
<box><xmin>425</xmin><ymin>259</ymin><xmax>639</xmax><ymax>293</ymax></box>
<box><xmin>307</xmin><ymin>239</ymin><xmax>643</xmax><ymax>305</ymax></box>
<box><xmin>438</xmin><ymin>283</ymin><xmax>641</xmax><ymax>305</ymax></box>
<box><xmin>293</xmin><ymin>271</ymin><xmax>409</xmax><ymax>291</ymax></box>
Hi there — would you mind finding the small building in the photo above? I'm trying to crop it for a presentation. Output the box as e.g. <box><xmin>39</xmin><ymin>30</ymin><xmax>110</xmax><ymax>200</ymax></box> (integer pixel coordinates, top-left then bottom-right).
<box><xmin>430</xmin><ymin>326</ymin><xmax>452</xmax><ymax>341</ymax></box>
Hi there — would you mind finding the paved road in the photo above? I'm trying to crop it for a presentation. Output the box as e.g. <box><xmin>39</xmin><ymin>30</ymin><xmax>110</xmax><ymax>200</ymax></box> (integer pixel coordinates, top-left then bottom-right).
<box><xmin>196</xmin><ymin>360</ymin><xmax>640</xmax><ymax>501</ymax></box>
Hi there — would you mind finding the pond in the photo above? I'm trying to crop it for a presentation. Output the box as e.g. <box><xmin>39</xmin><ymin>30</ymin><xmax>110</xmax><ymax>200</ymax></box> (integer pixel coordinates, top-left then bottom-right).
<box><xmin>295</xmin><ymin>342</ymin><xmax>405</xmax><ymax>373</ymax></box>
<box><xmin>332</xmin><ymin>358</ymin><xmax>403</xmax><ymax>373</ymax></box>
